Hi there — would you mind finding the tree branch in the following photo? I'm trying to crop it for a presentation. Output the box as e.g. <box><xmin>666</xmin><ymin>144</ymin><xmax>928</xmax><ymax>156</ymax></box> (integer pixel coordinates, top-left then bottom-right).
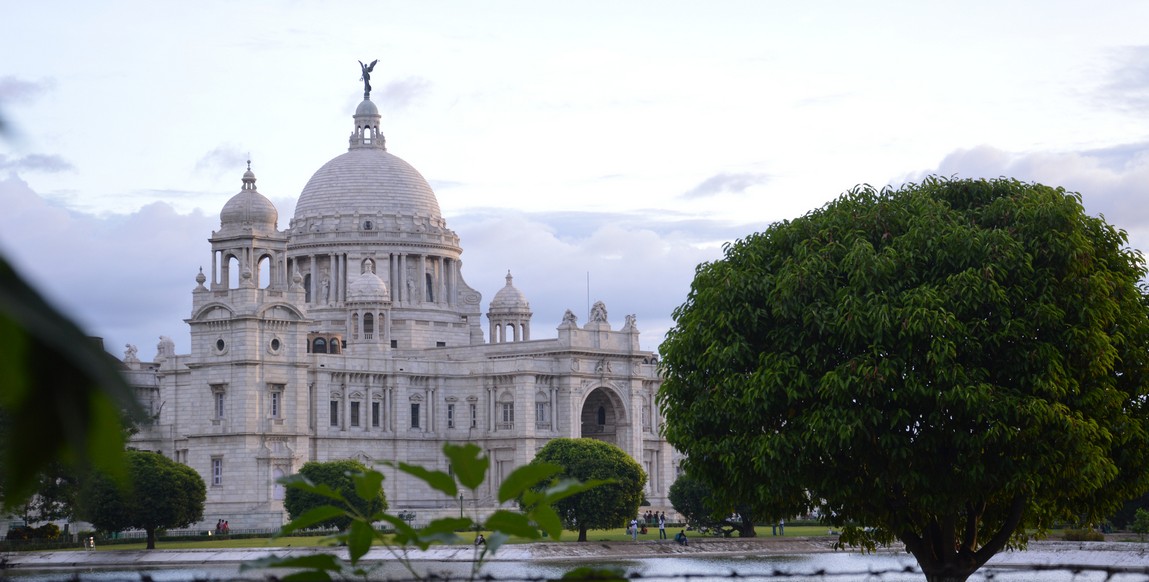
<box><xmin>972</xmin><ymin>496</ymin><xmax>1026</xmax><ymax>568</ymax></box>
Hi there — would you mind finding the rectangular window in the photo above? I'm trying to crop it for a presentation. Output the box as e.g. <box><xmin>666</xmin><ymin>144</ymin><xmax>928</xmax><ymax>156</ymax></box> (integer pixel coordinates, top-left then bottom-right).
<box><xmin>211</xmin><ymin>384</ymin><xmax>227</xmax><ymax>419</ymax></box>
<box><xmin>411</xmin><ymin>403</ymin><xmax>421</xmax><ymax>428</ymax></box>
<box><xmin>500</xmin><ymin>402</ymin><xmax>514</xmax><ymax>429</ymax></box>
<box><xmin>372</xmin><ymin>402</ymin><xmax>380</xmax><ymax>428</ymax></box>
<box><xmin>330</xmin><ymin>401</ymin><xmax>339</xmax><ymax>426</ymax></box>
<box><xmin>447</xmin><ymin>403</ymin><xmax>455</xmax><ymax>429</ymax></box>
<box><xmin>536</xmin><ymin>402</ymin><xmax>547</xmax><ymax>422</ymax></box>
<box><xmin>211</xmin><ymin>457</ymin><xmax>223</xmax><ymax>486</ymax></box>
<box><xmin>470</xmin><ymin>403</ymin><xmax>478</xmax><ymax>428</ymax></box>
<box><xmin>350</xmin><ymin>402</ymin><xmax>360</xmax><ymax>427</ymax></box>
<box><xmin>270</xmin><ymin>391</ymin><xmax>281</xmax><ymax>418</ymax></box>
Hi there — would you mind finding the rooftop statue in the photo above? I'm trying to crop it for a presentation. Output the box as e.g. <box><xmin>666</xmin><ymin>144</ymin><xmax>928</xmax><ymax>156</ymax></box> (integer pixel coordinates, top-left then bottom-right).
<box><xmin>359</xmin><ymin>59</ymin><xmax>378</xmax><ymax>100</ymax></box>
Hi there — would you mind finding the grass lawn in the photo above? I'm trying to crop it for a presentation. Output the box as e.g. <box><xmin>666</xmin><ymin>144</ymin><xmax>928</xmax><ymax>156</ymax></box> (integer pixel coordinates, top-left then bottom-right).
<box><xmin>91</xmin><ymin>525</ymin><xmax>837</xmax><ymax>551</ymax></box>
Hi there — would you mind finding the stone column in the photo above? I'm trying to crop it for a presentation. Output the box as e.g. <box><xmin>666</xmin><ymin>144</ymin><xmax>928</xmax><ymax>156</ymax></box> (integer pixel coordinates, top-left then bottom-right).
<box><xmin>308</xmin><ymin>254</ymin><xmax>317</xmax><ymax>303</ymax></box>
<box><xmin>550</xmin><ymin>384</ymin><xmax>558</xmax><ymax>432</ymax></box>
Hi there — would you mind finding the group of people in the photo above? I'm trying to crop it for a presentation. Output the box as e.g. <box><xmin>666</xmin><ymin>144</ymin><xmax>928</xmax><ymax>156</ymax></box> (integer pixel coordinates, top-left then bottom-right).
<box><xmin>214</xmin><ymin>519</ymin><xmax>230</xmax><ymax>535</ymax></box>
<box><xmin>627</xmin><ymin>511</ymin><xmax>670</xmax><ymax>541</ymax></box>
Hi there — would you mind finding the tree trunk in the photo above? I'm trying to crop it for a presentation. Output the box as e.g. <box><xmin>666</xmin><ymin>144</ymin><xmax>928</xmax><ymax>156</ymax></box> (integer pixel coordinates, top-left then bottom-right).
<box><xmin>904</xmin><ymin>496</ymin><xmax>1027</xmax><ymax>582</ymax></box>
<box><xmin>577</xmin><ymin>525</ymin><xmax>588</xmax><ymax>542</ymax></box>
<box><xmin>145</xmin><ymin>527</ymin><xmax>156</xmax><ymax>550</ymax></box>
<box><xmin>738</xmin><ymin>515</ymin><xmax>756</xmax><ymax>537</ymax></box>
<box><xmin>923</xmin><ymin>574</ymin><xmax>972</xmax><ymax>582</ymax></box>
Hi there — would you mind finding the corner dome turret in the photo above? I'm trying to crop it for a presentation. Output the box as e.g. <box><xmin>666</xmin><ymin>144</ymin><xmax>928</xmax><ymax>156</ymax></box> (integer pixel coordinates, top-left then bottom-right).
<box><xmin>219</xmin><ymin>162</ymin><xmax>278</xmax><ymax>234</ymax></box>
<box><xmin>490</xmin><ymin>271</ymin><xmax>530</xmax><ymax>313</ymax></box>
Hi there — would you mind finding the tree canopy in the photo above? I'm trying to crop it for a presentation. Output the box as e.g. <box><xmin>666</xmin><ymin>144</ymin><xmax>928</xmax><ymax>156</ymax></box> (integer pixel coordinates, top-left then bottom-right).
<box><xmin>658</xmin><ymin>177</ymin><xmax>1149</xmax><ymax>582</ymax></box>
<box><xmin>529</xmin><ymin>438</ymin><xmax>646</xmax><ymax>541</ymax></box>
<box><xmin>79</xmin><ymin>450</ymin><xmax>205</xmax><ymax>549</ymax></box>
<box><xmin>284</xmin><ymin>459</ymin><xmax>387</xmax><ymax>531</ymax></box>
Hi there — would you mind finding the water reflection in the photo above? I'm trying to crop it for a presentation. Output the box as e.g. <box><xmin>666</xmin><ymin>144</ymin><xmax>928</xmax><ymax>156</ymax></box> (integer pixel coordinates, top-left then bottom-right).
<box><xmin>6</xmin><ymin>552</ymin><xmax>1146</xmax><ymax>582</ymax></box>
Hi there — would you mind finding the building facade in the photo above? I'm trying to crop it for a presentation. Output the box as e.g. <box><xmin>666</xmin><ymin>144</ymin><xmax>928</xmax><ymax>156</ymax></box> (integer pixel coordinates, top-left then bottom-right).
<box><xmin>125</xmin><ymin>88</ymin><xmax>673</xmax><ymax>529</ymax></box>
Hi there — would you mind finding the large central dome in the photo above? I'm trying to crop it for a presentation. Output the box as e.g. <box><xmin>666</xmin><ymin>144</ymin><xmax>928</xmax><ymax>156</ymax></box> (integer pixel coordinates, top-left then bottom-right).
<box><xmin>292</xmin><ymin>97</ymin><xmax>442</xmax><ymax>222</ymax></box>
<box><xmin>294</xmin><ymin>148</ymin><xmax>441</xmax><ymax>219</ymax></box>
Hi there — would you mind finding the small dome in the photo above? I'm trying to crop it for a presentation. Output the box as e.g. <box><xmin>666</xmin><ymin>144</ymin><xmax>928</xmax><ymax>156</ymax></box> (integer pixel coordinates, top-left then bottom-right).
<box><xmin>355</xmin><ymin>99</ymin><xmax>379</xmax><ymax>116</ymax></box>
<box><xmin>490</xmin><ymin>271</ymin><xmax>530</xmax><ymax>312</ymax></box>
<box><xmin>220</xmin><ymin>164</ymin><xmax>278</xmax><ymax>231</ymax></box>
<box><xmin>348</xmin><ymin>270</ymin><xmax>390</xmax><ymax>302</ymax></box>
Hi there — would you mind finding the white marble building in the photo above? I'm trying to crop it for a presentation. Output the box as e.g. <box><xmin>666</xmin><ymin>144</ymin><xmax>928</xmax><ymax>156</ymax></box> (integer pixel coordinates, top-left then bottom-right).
<box><xmin>125</xmin><ymin>87</ymin><xmax>673</xmax><ymax>530</ymax></box>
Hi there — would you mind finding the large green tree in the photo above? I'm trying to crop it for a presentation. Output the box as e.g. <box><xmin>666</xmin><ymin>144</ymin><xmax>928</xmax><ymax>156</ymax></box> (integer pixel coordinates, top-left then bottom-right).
<box><xmin>79</xmin><ymin>450</ymin><xmax>206</xmax><ymax>549</ymax></box>
<box><xmin>284</xmin><ymin>459</ymin><xmax>387</xmax><ymax>531</ymax></box>
<box><xmin>529</xmin><ymin>438</ymin><xmax>646</xmax><ymax>542</ymax></box>
<box><xmin>658</xmin><ymin>177</ymin><xmax>1149</xmax><ymax>582</ymax></box>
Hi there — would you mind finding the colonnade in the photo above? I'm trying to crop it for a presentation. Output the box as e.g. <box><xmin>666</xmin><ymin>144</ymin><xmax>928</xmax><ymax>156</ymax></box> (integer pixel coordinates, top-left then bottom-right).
<box><xmin>286</xmin><ymin>252</ymin><xmax>460</xmax><ymax>306</ymax></box>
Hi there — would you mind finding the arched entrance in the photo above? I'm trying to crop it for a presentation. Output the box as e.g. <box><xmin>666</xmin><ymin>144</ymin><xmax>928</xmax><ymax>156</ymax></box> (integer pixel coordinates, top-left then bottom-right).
<box><xmin>580</xmin><ymin>387</ymin><xmax>627</xmax><ymax>446</ymax></box>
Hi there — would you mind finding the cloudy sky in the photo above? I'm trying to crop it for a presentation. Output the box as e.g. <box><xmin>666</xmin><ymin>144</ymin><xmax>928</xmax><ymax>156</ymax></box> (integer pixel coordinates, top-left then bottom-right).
<box><xmin>3</xmin><ymin>1</ymin><xmax>1149</xmax><ymax>357</ymax></box>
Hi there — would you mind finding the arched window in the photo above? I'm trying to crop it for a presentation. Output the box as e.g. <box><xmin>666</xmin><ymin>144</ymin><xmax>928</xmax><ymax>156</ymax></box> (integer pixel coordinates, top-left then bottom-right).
<box><xmin>363</xmin><ymin>313</ymin><xmax>374</xmax><ymax>340</ymax></box>
<box><xmin>328</xmin><ymin>337</ymin><xmax>340</xmax><ymax>354</ymax></box>
<box><xmin>304</xmin><ymin>273</ymin><xmax>312</xmax><ymax>303</ymax></box>
<box><xmin>597</xmin><ymin>405</ymin><xmax>606</xmax><ymax>426</ymax></box>
<box><xmin>314</xmin><ymin>338</ymin><xmax>327</xmax><ymax>353</ymax></box>
<box><xmin>257</xmin><ymin>255</ymin><xmax>272</xmax><ymax>289</ymax></box>
<box><xmin>425</xmin><ymin>273</ymin><xmax>434</xmax><ymax>302</ymax></box>
<box><xmin>227</xmin><ymin>255</ymin><xmax>240</xmax><ymax>289</ymax></box>
<box><xmin>352</xmin><ymin>313</ymin><xmax>360</xmax><ymax>340</ymax></box>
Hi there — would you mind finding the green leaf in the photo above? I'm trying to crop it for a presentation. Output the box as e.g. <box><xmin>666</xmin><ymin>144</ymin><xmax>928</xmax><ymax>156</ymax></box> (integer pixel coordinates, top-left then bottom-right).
<box><xmin>376</xmin><ymin>513</ymin><xmax>422</xmax><ymax>547</ymax></box>
<box><xmin>279</xmin><ymin>474</ymin><xmax>346</xmax><ymax>503</ymax></box>
<box><xmin>541</xmin><ymin>477</ymin><xmax>612</xmax><ymax>505</ymax></box>
<box><xmin>443</xmin><ymin>442</ymin><xmax>489</xmax><ymax>491</ymax></box>
<box><xmin>498</xmin><ymin>462</ymin><xmax>562</xmax><ymax>503</ymax></box>
<box><xmin>484</xmin><ymin>530</ymin><xmax>511</xmax><ymax>555</ymax></box>
<box><xmin>346</xmin><ymin>519</ymin><xmax>375</xmax><ymax>564</ymax></box>
<box><xmin>421</xmin><ymin>516</ymin><xmax>471</xmax><ymax>537</ymax></box>
<box><xmin>352</xmin><ymin>469</ymin><xmax>384</xmax><ymax>505</ymax></box>
<box><xmin>279</xmin><ymin>572</ymin><xmax>334</xmax><ymax>582</ymax></box>
<box><xmin>416</xmin><ymin>516</ymin><xmax>468</xmax><ymax>545</ymax></box>
<box><xmin>526</xmin><ymin>503</ymin><xmax>563</xmax><ymax>540</ymax></box>
<box><xmin>484</xmin><ymin>509</ymin><xmax>540</xmax><ymax>539</ymax></box>
<box><xmin>390</xmin><ymin>462</ymin><xmax>457</xmax><ymax>498</ymax></box>
<box><xmin>281</xmin><ymin>505</ymin><xmax>348</xmax><ymax>535</ymax></box>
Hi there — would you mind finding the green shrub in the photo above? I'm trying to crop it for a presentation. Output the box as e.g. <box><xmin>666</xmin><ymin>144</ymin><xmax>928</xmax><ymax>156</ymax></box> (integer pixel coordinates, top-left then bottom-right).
<box><xmin>1063</xmin><ymin>528</ymin><xmax>1105</xmax><ymax>541</ymax></box>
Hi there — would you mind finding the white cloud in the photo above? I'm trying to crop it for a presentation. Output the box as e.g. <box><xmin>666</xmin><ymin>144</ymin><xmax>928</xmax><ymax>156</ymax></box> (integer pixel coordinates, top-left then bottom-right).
<box><xmin>0</xmin><ymin>153</ymin><xmax>74</xmax><ymax>173</ymax></box>
<box><xmin>915</xmin><ymin>143</ymin><xmax>1149</xmax><ymax>256</ymax></box>
<box><xmin>381</xmin><ymin>77</ymin><xmax>433</xmax><ymax>111</ymax></box>
<box><xmin>0</xmin><ymin>174</ymin><xmax>212</xmax><ymax>357</ymax></box>
<box><xmin>194</xmin><ymin>145</ymin><xmax>251</xmax><ymax>179</ymax></box>
<box><xmin>0</xmin><ymin>176</ymin><xmax>729</xmax><ymax>357</ymax></box>
<box><xmin>682</xmin><ymin>172</ymin><xmax>771</xmax><ymax>200</ymax></box>
<box><xmin>0</xmin><ymin>76</ymin><xmax>54</xmax><ymax>104</ymax></box>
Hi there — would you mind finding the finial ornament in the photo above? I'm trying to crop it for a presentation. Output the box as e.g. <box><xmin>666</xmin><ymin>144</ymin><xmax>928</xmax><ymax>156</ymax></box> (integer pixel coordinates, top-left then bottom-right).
<box><xmin>359</xmin><ymin>59</ymin><xmax>378</xmax><ymax>100</ymax></box>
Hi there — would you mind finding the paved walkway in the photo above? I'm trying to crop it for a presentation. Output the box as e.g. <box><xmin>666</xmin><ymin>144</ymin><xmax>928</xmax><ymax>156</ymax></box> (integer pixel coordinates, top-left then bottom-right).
<box><xmin>2</xmin><ymin>537</ymin><xmax>836</xmax><ymax>570</ymax></box>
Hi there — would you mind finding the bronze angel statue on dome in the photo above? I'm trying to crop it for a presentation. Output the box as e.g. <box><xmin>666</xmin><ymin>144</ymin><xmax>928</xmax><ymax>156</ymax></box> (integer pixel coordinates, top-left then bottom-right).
<box><xmin>359</xmin><ymin>59</ymin><xmax>378</xmax><ymax>99</ymax></box>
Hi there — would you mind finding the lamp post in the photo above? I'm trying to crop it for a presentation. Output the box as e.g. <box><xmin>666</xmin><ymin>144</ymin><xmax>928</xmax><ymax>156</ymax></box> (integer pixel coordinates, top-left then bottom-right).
<box><xmin>459</xmin><ymin>494</ymin><xmax>464</xmax><ymax>518</ymax></box>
